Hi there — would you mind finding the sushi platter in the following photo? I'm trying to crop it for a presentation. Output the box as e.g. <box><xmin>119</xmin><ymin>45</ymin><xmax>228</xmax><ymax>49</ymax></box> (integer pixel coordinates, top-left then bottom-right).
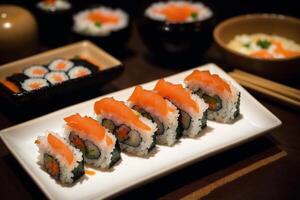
<box><xmin>0</xmin><ymin>63</ymin><xmax>281</xmax><ymax>200</ymax></box>
<box><xmin>0</xmin><ymin>41</ymin><xmax>123</xmax><ymax>107</ymax></box>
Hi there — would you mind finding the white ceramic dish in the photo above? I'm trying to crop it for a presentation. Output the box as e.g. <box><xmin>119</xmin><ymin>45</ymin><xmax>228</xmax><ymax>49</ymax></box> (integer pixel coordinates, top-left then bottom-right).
<box><xmin>0</xmin><ymin>63</ymin><xmax>281</xmax><ymax>200</ymax></box>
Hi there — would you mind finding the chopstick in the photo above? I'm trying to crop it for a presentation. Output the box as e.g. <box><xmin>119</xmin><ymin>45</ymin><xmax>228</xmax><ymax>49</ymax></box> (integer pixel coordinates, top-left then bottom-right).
<box><xmin>231</xmin><ymin>70</ymin><xmax>300</xmax><ymax>101</ymax></box>
<box><xmin>229</xmin><ymin>70</ymin><xmax>300</xmax><ymax>108</ymax></box>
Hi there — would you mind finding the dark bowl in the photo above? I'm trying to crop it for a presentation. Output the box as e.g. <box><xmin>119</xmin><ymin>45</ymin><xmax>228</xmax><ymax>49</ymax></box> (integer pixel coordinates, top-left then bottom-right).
<box><xmin>213</xmin><ymin>13</ymin><xmax>300</xmax><ymax>81</ymax></box>
<box><xmin>138</xmin><ymin>12</ymin><xmax>216</xmax><ymax>59</ymax></box>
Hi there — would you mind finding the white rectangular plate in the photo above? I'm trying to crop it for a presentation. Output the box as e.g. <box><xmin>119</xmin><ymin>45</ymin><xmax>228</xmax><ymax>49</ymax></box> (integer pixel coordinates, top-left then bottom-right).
<box><xmin>0</xmin><ymin>63</ymin><xmax>281</xmax><ymax>200</ymax></box>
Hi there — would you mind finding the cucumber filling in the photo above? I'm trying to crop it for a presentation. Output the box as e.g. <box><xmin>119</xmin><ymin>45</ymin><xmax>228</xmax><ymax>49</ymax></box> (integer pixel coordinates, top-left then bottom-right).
<box><xmin>124</xmin><ymin>130</ymin><xmax>142</xmax><ymax>147</ymax></box>
<box><xmin>84</xmin><ymin>140</ymin><xmax>101</xmax><ymax>159</ymax></box>
<box><xmin>102</xmin><ymin>119</ymin><xmax>116</xmax><ymax>133</ymax></box>
<box><xmin>194</xmin><ymin>90</ymin><xmax>222</xmax><ymax>111</ymax></box>
<box><xmin>132</xmin><ymin>105</ymin><xmax>164</xmax><ymax>135</ymax></box>
<box><xmin>202</xmin><ymin>94</ymin><xmax>222</xmax><ymax>111</ymax></box>
<box><xmin>44</xmin><ymin>153</ymin><xmax>60</xmax><ymax>180</ymax></box>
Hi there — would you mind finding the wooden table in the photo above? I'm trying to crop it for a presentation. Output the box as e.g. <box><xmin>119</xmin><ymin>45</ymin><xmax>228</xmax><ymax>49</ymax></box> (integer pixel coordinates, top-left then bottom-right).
<box><xmin>0</xmin><ymin>3</ymin><xmax>300</xmax><ymax>199</ymax></box>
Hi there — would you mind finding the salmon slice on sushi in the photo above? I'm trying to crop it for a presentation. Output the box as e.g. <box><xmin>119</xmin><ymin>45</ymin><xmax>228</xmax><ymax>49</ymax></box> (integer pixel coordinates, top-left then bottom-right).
<box><xmin>64</xmin><ymin>113</ymin><xmax>121</xmax><ymax>169</ymax></box>
<box><xmin>128</xmin><ymin>86</ymin><xmax>179</xmax><ymax>146</ymax></box>
<box><xmin>154</xmin><ymin>79</ymin><xmax>208</xmax><ymax>138</ymax></box>
<box><xmin>35</xmin><ymin>132</ymin><xmax>84</xmax><ymax>184</ymax></box>
<box><xmin>94</xmin><ymin>97</ymin><xmax>157</xmax><ymax>156</ymax></box>
<box><xmin>184</xmin><ymin>70</ymin><xmax>240</xmax><ymax>123</ymax></box>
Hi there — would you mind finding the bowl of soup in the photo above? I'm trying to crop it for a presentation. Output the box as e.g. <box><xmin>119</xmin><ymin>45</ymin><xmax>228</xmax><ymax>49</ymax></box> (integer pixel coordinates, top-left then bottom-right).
<box><xmin>213</xmin><ymin>14</ymin><xmax>300</xmax><ymax>80</ymax></box>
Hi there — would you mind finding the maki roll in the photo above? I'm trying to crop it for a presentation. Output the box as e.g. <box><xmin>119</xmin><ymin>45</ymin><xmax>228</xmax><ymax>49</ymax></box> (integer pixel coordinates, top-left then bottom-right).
<box><xmin>154</xmin><ymin>79</ymin><xmax>208</xmax><ymax>138</ymax></box>
<box><xmin>185</xmin><ymin>70</ymin><xmax>241</xmax><ymax>123</ymax></box>
<box><xmin>35</xmin><ymin>0</ymin><xmax>72</xmax><ymax>45</ymax></box>
<box><xmin>35</xmin><ymin>132</ymin><xmax>84</xmax><ymax>184</ymax></box>
<box><xmin>94</xmin><ymin>97</ymin><xmax>157</xmax><ymax>156</ymax></box>
<box><xmin>21</xmin><ymin>78</ymin><xmax>49</xmax><ymax>92</ymax></box>
<box><xmin>128</xmin><ymin>86</ymin><xmax>179</xmax><ymax>146</ymax></box>
<box><xmin>64</xmin><ymin>113</ymin><xmax>120</xmax><ymax>168</ymax></box>
<box><xmin>68</xmin><ymin>66</ymin><xmax>92</xmax><ymax>79</ymax></box>
<box><xmin>48</xmin><ymin>59</ymin><xmax>74</xmax><ymax>72</ymax></box>
<box><xmin>23</xmin><ymin>65</ymin><xmax>48</xmax><ymax>78</ymax></box>
<box><xmin>72</xmin><ymin>6</ymin><xmax>131</xmax><ymax>50</ymax></box>
<box><xmin>45</xmin><ymin>72</ymin><xmax>69</xmax><ymax>85</ymax></box>
<box><xmin>139</xmin><ymin>1</ymin><xmax>215</xmax><ymax>59</ymax></box>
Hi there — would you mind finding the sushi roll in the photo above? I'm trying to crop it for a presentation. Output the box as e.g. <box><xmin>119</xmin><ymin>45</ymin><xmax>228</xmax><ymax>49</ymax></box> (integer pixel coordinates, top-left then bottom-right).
<box><xmin>45</xmin><ymin>72</ymin><xmax>69</xmax><ymax>85</ymax></box>
<box><xmin>48</xmin><ymin>59</ymin><xmax>74</xmax><ymax>72</ymax></box>
<box><xmin>94</xmin><ymin>97</ymin><xmax>157</xmax><ymax>156</ymax></box>
<box><xmin>154</xmin><ymin>79</ymin><xmax>208</xmax><ymax>138</ymax></box>
<box><xmin>23</xmin><ymin>65</ymin><xmax>48</xmax><ymax>78</ymax></box>
<box><xmin>72</xmin><ymin>6</ymin><xmax>131</xmax><ymax>50</ymax></box>
<box><xmin>21</xmin><ymin>78</ymin><xmax>49</xmax><ymax>92</ymax></box>
<box><xmin>185</xmin><ymin>70</ymin><xmax>241</xmax><ymax>123</ymax></box>
<box><xmin>128</xmin><ymin>86</ymin><xmax>180</xmax><ymax>146</ymax></box>
<box><xmin>35</xmin><ymin>132</ymin><xmax>84</xmax><ymax>184</ymax></box>
<box><xmin>68</xmin><ymin>66</ymin><xmax>91</xmax><ymax>79</ymax></box>
<box><xmin>64</xmin><ymin>113</ymin><xmax>121</xmax><ymax>168</ymax></box>
<box><xmin>139</xmin><ymin>1</ymin><xmax>215</xmax><ymax>59</ymax></box>
<box><xmin>35</xmin><ymin>0</ymin><xmax>72</xmax><ymax>45</ymax></box>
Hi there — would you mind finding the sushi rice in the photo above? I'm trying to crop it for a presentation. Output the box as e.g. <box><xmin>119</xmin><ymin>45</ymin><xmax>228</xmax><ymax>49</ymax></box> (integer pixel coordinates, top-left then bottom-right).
<box><xmin>48</xmin><ymin>59</ymin><xmax>74</xmax><ymax>72</ymax></box>
<box><xmin>68</xmin><ymin>66</ymin><xmax>91</xmax><ymax>79</ymax></box>
<box><xmin>21</xmin><ymin>78</ymin><xmax>49</xmax><ymax>92</ymax></box>
<box><xmin>45</xmin><ymin>71</ymin><xmax>69</xmax><ymax>85</ymax></box>
<box><xmin>37</xmin><ymin>0</ymin><xmax>71</xmax><ymax>11</ymax></box>
<box><xmin>23</xmin><ymin>65</ymin><xmax>48</xmax><ymax>78</ymax></box>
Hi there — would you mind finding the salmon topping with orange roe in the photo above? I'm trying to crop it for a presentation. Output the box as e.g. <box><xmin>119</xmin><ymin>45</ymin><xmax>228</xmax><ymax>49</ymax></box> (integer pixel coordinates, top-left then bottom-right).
<box><xmin>94</xmin><ymin>97</ymin><xmax>151</xmax><ymax>132</ymax></box>
<box><xmin>129</xmin><ymin>86</ymin><xmax>174</xmax><ymax>117</ymax></box>
<box><xmin>64</xmin><ymin>113</ymin><xmax>113</xmax><ymax>145</ymax></box>
<box><xmin>154</xmin><ymin>79</ymin><xmax>199</xmax><ymax>113</ymax></box>
<box><xmin>185</xmin><ymin>70</ymin><xmax>231</xmax><ymax>94</ymax></box>
<box><xmin>47</xmin><ymin>133</ymin><xmax>74</xmax><ymax>165</ymax></box>
<box><xmin>87</xmin><ymin>11</ymin><xmax>119</xmax><ymax>25</ymax></box>
<box><xmin>154</xmin><ymin>3</ymin><xmax>198</xmax><ymax>23</ymax></box>
<box><xmin>1</xmin><ymin>80</ymin><xmax>21</xmax><ymax>93</ymax></box>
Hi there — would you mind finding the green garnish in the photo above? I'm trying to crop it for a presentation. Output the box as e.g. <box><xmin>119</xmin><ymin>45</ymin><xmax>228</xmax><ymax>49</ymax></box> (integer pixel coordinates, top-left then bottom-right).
<box><xmin>256</xmin><ymin>39</ymin><xmax>271</xmax><ymax>49</ymax></box>
<box><xmin>94</xmin><ymin>22</ymin><xmax>102</xmax><ymax>28</ymax></box>
<box><xmin>243</xmin><ymin>43</ymin><xmax>250</xmax><ymax>48</ymax></box>
<box><xmin>191</xmin><ymin>12</ymin><xmax>198</xmax><ymax>20</ymax></box>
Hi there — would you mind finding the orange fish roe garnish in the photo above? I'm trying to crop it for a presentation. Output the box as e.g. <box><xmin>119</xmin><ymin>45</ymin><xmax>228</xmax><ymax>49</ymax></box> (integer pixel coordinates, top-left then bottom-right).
<box><xmin>1</xmin><ymin>80</ymin><xmax>21</xmax><ymax>93</ymax></box>
<box><xmin>52</xmin><ymin>74</ymin><xmax>64</xmax><ymax>82</ymax></box>
<box><xmin>32</xmin><ymin>68</ymin><xmax>46</xmax><ymax>76</ymax></box>
<box><xmin>87</xmin><ymin>11</ymin><xmax>119</xmax><ymax>24</ymax></box>
<box><xmin>64</xmin><ymin>113</ymin><xmax>107</xmax><ymax>145</ymax></box>
<box><xmin>47</xmin><ymin>134</ymin><xmax>74</xmax><ymax>165</ymax></box>
<box><xmin>129</xmin><ymin>86</ymin><xmax>174</xmax><ymax>117</ymax></box>
<box><xmin>94</xmin><ymin>97</ymin><xmax>151</xmax><ymax>132</ymax></box>
<box><xmin>56</xmin><ymin>62</ymin><xmax>67</xmax><ymax>70</ymax></box>
<box><xmin>29</xmin><ymin>82</ymin><xmax>43</xmax><ymax>90</ymax></box>
<box><xmin>154</xmin><ymin>3</ymin><xmax>198</xmax><ymax>23</ymax></box>
<box><xmin>185</xmin><ymin>70</ymin><xmax>232</xmax><ymax>95</ymax></box>
<box><xmin>154</xmin><ymin>79</ymin><xmax>199</xmax><ymax>113</ymax></box>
